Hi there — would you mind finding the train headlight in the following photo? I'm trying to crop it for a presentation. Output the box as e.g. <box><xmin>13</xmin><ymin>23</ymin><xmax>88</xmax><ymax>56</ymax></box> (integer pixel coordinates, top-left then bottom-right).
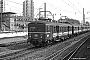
<box><xmin>29</xmin><ymin>34</ymin><xmax>31</xmax><ymax>37</ymax></box>
<box><xmin>47</xmin><ymin>34</ymin><xmax>49</xmax><ymax>37</ymax></box>
<box><xmin>30</xmin><ymin>35</ymin><xmax>31</xmax><ymax>37</ymax></box>
<box><xmin>41</xmin><ymin>36</ymin><xmax>42</xmax><ymax>38</ymax></box>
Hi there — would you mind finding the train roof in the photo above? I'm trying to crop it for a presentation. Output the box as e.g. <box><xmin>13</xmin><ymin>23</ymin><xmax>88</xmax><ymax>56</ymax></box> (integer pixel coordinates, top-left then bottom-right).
<box><xmin>29</xmin><ymin>20</ymin><xmax>72</xmax><ymax>26</ymax></box>
<box><xmin>71</xmin><ymin>24</ymin><xmax>81</xmax><ymax>27</ymax></box>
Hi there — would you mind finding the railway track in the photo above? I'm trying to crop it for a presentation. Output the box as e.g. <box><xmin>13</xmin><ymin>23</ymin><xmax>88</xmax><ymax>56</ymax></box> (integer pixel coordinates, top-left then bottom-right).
<box><xmin>0</xmin><ymin>46</ymin><xmax>39</xmax><ymax>60</ymax></box>
<box><xmin>40</xmin><ymin>32</ymin><xmax>90</xmax><ymax>60</ymax></box>
<box><xmin>63</xmin><ymin>35</ymin><xmax>89</xmax><ymax>60</ymax></box>
<box><xmin>0</xmin><ymin>42</ymin><xmax>53</xmax><ymax>60</ymax></box>
<box><xmin>0</xmin><ymin>32</ymin><xmax>89</xmax><ymax>60</ymax></box>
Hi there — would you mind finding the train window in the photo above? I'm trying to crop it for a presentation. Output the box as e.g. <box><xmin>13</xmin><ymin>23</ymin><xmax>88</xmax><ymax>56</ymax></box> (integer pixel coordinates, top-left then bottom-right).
<box><xmin>59</xmin><ymin>27</ymin><xmax>61</xmax><ymax>32</ymax></box>
<box><xmin>63</xmin><ymin>27</ymin><xmax>64</xmax><ymax>32</ymax></box>
<box><xmin>47</xmin><ymin>26</ymin><xmax>50</xmax><ymax>32</ymax></box>
<box><xmin>64</xmin><ymin>27</ymin><xmax>66</xmax><ymax>32</ymax></box>
<box><xmin>54</xmin><ymin>27</ymin><xmax>56</xmax><ymax>32</ymax></box>
<box><xmin>69</xmin><ymin>27</ymin><xmax>71</xmax><ymax>31</ymax></box>
<box><xmin>50</xmin><ymin>26</ymin><xmax>53</xmax><ymax>32</ymax></box>
<box><xmin>65</xmin><ymin>27</ymin><xmax>67</xmax><ymax>32</ymax></box>
<box><xmin>62</xmin><ymin>27</ymin><xmax>63</xmax><ymax>32</ymax></box>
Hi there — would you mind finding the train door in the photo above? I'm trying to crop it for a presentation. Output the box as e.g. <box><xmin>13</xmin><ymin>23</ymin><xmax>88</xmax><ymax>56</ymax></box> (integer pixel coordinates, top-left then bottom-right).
<box><xmin>50</xmin><ymin>25</ymin><xmax>53</xmax><ymax>38</ymax></box>
<box><xmin>78</xmin><ymin>26</ymin><xmax>79</xmax><ymax>33</ymax></box>
<box><xmin>56</xmin><ymin>26</ymin><xmax>59</xmax><ymax>39</ymax></box>
<box><xmin>56</xmin><ymin>26</ymin><xmax>59</xmax><ymax>33</ymax></box>
<box><xmin>68</xmin><ymin>26</ymin><xmax>69</xmax><ymax>36</ymax></box>
<box><xmin>72</xmin><ymin>26</ymin><xmax>74</xmax><ymax>35</ymax></box>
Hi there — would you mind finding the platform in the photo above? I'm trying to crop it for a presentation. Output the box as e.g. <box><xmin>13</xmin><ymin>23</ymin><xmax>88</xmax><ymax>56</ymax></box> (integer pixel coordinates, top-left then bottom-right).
<box><xmin>0</xmin><ymin>32</ymin><xmax>28</xmax><ymax>38</ymax></box>
<box><xmin>0</xmin><ymin>32</ymin><xmax>28</xmax><ymax>44</ymax></box>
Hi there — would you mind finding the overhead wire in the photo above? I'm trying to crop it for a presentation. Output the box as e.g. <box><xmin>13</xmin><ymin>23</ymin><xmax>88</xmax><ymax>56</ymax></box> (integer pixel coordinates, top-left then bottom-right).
<box><xmin>6</xmin><ymin>0</ymin><xmax>43</xmax><ymax>18</ymax></box>
<box><xmin>67</xmin><ymin>0</ymin><xmax>82</xmax><ymax>14</ymax></box>
<box><xmin>61</xmin><ymin>0</ymin><xmax>82</xmax><ymax>14</ymax></box>
<box><xmin>5</xmin><ymin>3</ymin><xmax>22</xmax><ymax>10</ymax></box>
<box><xmin>6</xmin><ymin>0</ymin><xmax>23</xmax><ymax>5</ymax></box>
<box><xmin>77</xmin><ymin>0</ymin><xmax>90</xmax><ymax>20</ymax></box>
<box><xmin>34</xmin><ymin>3</ymin><xmax>44</xmax><ymax>18</ymax></box>
<box><xmin>5</xmin><ymin>0</ymin><xmax>23</xmax><ymax>15</ymax></box>
<box><xmin>46</xmin><ymin>3</ymin><xmax>76</xmax><ymax>13</ymax></box>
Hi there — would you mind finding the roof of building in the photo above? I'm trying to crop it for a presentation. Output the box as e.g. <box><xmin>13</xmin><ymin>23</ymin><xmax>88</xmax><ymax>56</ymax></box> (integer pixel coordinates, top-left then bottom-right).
<box><xmin>0</xmin><ymin>12</ymin><xmax>16</xmax><ymax>14</ymax></box>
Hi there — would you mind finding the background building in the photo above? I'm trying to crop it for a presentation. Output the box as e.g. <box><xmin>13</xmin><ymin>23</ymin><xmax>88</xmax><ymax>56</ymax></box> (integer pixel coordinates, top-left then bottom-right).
<box><xmin>0</xmin><ymin>0</ymin><xmax>3</xmax><ymax>13</ymax></box>
<box><xmin>23</xmin><ymin>0</ymin><xmax>34</xmax><ymax>21</ymax></box>
<box><xmin>0</xmin><ymin>0</ymin><xmax>3</xmax><ymax>31</ymax></box>
<box><xmin>14</xmin><ymin>16</ymin><xmax>30</xmax><ymax>32</ymax></box>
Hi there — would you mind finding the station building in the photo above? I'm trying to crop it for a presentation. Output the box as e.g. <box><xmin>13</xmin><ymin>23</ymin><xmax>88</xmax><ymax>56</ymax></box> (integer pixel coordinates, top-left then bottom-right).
<box><xmin>0</xmin><ymin>12</ymin><xmax>16</xmax><ymax>31</ymax></box>
<box><xmin>0</xmin><ymin>12</ymin><xmax>31</xmax><ymax>32</ymax></box>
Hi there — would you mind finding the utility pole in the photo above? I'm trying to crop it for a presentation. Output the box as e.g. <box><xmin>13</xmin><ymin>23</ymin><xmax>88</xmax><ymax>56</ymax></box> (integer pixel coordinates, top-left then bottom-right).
<box><xmin>31</xmin><ymin>0</ymin><xmax>34</xmax><ymax>21</ymax></box>
<box><xmin>53</xmin><ymin>14</ymin><xmax>54</xmax><ymax>20</ymax></box>
<box><xmin>39</xmin><ymin>8</ymin><xmax>42</xmax><ymax>18</ymax></box>
<box><xmin>0</xmin><ymin>0</ymin><xmax>3</xmax><ymax>31</ymax></box>
<box><xmin>83</xmin><ymin>8</ymin><xmax>85</xmax><ymax>25</ymax></box>
<box><xmin>53</xmin><ymin>14</ymin><xmax>56</xmax><ymax>20</ymax></box>
<box><xmin>44</xmin><ymin>3</ymin><xmax>46</xmax><ymax>18</ymax></box>
<box><xmin>4</xmin><ymin>0</ymin><xmax>5</xmax><ymax>11</ymax></box>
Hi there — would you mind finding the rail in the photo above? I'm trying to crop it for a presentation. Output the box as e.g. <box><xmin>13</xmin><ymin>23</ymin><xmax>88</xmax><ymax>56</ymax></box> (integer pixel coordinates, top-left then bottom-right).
<box><xmin>44</xmin><ymin>32</ymin><xmax>90</xmax><ymax>60</ymax></box>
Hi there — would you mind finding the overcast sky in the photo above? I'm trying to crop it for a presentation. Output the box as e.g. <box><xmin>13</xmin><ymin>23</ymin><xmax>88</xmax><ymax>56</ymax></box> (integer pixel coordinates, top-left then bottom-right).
<box><xmin>5</xmin><ymin>0</ymin><xmax>90</xmax><ymax>22</ymax></box>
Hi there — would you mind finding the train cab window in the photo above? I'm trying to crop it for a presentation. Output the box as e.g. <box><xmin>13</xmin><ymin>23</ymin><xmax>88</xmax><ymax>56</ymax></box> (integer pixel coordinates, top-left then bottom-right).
<box><xmin>29</xmin><ymin>27</ymin><xmax>36</xmax><ymax>31</ymax></box>
<box><xmin>29</xmin><ymin>27</ymin><xmax>43</xmax><ymax>32</ymax></box>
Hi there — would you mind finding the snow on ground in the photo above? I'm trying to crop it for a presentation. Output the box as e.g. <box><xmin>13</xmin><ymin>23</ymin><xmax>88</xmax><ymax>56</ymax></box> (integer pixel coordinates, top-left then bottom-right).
<box><xmin>0</xmin><ymin>32</ymin><xmax>28</xmax><ymax>44</ymax></box>
<box><xmin>0</xmin><ymin>32</ymin><xmax>28</xmax><ymax>38</ymax></box>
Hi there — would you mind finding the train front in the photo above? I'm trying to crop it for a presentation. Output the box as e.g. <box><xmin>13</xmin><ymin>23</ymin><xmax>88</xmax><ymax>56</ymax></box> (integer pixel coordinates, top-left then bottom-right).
<box><xmin>27</xmin><ymin>22</ymin><xmax>45</xmax><ymax>46</ymax></box>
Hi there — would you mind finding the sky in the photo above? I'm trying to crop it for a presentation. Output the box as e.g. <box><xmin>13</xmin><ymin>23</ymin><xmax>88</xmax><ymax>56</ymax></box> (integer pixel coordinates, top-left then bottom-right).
<box><xmin>4</xmin><ymin>0</ymin><xmax>90</xmax><ymax>22</ymax></box>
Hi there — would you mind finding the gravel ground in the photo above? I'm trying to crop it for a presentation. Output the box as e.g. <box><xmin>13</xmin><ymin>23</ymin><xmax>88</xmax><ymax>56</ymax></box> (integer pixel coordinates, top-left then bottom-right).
<box><xmin>7</xmin><ymin>43</ymin><xmax>32</xmax><ymax>50</ymax></box>
<box><xmin>0</xmin><ymin>47</ymin><xmax>10</xmax><ymax>52</ymax></box>
<box><xmin>0</xmin><ymin>36</ymin><xmax>27</xmax><ymax>44</ymax></box>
